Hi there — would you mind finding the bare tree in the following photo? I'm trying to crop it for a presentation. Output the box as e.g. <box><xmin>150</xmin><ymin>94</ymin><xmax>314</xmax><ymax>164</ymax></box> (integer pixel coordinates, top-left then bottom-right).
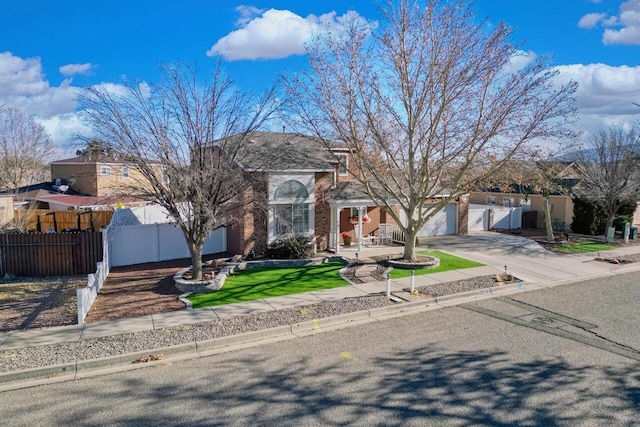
<box><xmin>571</xmin><ymin>125</ymin><xmax>640</xmax><ymax>235</ymax></box>
<box><xmin>79</xmin><ymin>62</ymin><xmax>279</xmax><ymax>280</ymax></box>
<box><xmin>284</xmin><ymin>0</ymin><xmax>577</xmax><ymax>259</ymax></box>
<box><xmin>0</xmin><ymin>106</ymin><xmax>55</xmax><ymax>191</ymax></box>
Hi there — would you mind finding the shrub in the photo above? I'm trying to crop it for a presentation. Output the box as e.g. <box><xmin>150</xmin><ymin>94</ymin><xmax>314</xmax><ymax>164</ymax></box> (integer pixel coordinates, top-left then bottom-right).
<box><xmin>266</xmin><ymin>235</ymin><xmax>314</xmax><ymax>259</ymax></box>
<box><xmin>572</xmin><ymin>197</ymin><xmax>636</xmax><ymax>234</ymax></box>
<box><xmin>571</xmin><ymin>197</ymin><xmax>606</xmax><ymax>235</ymax></box>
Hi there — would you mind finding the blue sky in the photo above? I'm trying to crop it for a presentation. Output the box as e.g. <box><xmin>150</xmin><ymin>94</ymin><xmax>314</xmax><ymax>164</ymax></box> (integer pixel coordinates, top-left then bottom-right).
<box><xmin>1</xmin><ymin>0</ymin><xmax>639</xmax><ymax>154</ymax></box>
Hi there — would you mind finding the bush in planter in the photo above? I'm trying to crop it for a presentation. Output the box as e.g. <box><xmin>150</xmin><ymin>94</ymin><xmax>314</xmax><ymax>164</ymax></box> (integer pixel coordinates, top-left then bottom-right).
<box><xmin>266</xmin><ymin>235</ymin><xmax>314</xmax><ymax>259</ymax></box>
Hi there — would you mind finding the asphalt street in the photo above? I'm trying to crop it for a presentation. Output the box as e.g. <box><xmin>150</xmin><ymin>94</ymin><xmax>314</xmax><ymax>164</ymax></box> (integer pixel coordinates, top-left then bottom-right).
<box><xmin>1</xmin><ymin>272</ymin><xmax>639</xmax><ymax>426</ymax></box>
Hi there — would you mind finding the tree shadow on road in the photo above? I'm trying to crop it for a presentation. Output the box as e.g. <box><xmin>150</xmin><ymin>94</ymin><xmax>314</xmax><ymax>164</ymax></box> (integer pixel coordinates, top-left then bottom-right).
<box><xmin>11</xmin><ymin>347</ymin><xmax>639</xmax><ymax>426</ymax></box>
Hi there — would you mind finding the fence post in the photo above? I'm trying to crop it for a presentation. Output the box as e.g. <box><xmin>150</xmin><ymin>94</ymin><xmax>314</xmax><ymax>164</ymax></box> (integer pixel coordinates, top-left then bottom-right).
<box><xmin>77</xmin><ymin>288</ymin><xmax>84</xmax><ymax>325</ymax></box>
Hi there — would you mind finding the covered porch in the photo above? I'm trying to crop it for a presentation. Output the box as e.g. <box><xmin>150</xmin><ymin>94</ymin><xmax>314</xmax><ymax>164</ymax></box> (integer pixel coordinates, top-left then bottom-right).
<box><xmin>327</xmin><ymin>201</ymin><xmax>403</xmax><ymax>254</ymax></box>
<box><xmin>325</xmin><ymin>180</ymin><xmax>405</xmax><ymax>254</ymax></box>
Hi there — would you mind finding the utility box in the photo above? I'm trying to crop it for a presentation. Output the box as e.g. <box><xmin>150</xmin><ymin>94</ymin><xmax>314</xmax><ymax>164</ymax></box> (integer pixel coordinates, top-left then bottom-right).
<box><xmin>631</xmin><ymin>227</ymin><xmax>638</xmax><ymax>239</ymax></box>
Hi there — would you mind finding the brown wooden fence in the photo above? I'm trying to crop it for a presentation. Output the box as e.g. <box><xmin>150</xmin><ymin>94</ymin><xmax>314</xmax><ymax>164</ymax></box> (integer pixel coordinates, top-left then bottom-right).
<box><xmin>0</xmin><ymin>232</ymin><xmax>103</xmax><ymax>277</ymax></box>
<box><xmin>522</xmin><ymin>211</ymin><xmax>539</xmax><ymax>229</ymax></box>
<box><xmin>13</xmin><ymin>209</ymin><xmax>113</xmax><ymax>233</ymax></box>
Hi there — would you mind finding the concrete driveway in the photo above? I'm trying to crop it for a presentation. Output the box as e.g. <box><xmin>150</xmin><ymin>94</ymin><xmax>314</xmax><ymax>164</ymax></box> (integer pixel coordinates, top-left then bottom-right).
<box><xmin>420</xmin><ymin>231</ymin><xmax>629</xmax><ymax>285</ymax></box>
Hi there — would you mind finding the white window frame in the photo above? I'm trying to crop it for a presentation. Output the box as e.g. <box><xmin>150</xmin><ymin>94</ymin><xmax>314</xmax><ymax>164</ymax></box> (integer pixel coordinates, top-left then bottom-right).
<box><xmin>336</xmin><ymin>153</ymin><xmax>348</xmax><ymax>176</ymax></box>
<box><xmin>502</xmin><ymin>198</ymin><xmax>514</xmax><ymax>207</ymax></box>
<box><xmin>100</xmin><ymin>166</ymin><xmax>111</xmax><ymax>176</ymax></box>
<box><xmin>268</xmin><ymin>174</ymin><xmax>315</xmax><ymax>242</ymax></box>
<box><xmin>122</xmin><ymin>166</ymin><xmax>129</xmax><ymax>179</ymax></box>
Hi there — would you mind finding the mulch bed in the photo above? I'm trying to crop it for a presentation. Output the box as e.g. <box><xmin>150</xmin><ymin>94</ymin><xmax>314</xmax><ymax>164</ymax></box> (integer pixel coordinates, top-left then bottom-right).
<box><xmin>341</xmin><ymin>262</ymin><xmax>388</xmax><ymax>284</ymax></box>
<box><xmin>83</xmin><ymin>259</ymin><xmax>190</xmax><ymax>323</ymax></box>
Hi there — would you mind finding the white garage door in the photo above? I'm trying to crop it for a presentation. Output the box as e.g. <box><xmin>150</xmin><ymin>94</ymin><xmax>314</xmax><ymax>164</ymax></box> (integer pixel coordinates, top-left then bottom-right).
<box><xmin>417</xmin><ymin>203</ymin><xmax>457</xmax><ymax>237</ymax></box>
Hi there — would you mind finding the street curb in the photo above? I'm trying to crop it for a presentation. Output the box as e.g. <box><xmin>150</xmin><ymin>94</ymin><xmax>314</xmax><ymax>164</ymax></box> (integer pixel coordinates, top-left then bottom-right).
<box><xmin>291</xmin><ymin>311</ymin><xmax>371</xmax><ymax>335</ymax></box>
<box><xmin>0</xmin><ymin>283</ymin><xmax>524</xmax><ymax>391</ymax></box>
<box><xmin>0</xmin><ymin>281</ymin><xmax>534</xmax><ymax>389</ymax></box>
<box><xmin>0</xmin><ymin>266</ymin><xmax>635</xmax><ymax>390</ymax></box>
<box><xmin>534</xmin><ymin>262</ymin><xmax>640</xmax><ymax>289</ymax></box>
<box><xmin>0</xmin><ymin>342</ymin><xmax>198</xmax><ymax>388</ymax></box>
<box><xmin>195</xmin><ymin>326</ymin><xmax>293</xmax><ymax>352</ymax></box>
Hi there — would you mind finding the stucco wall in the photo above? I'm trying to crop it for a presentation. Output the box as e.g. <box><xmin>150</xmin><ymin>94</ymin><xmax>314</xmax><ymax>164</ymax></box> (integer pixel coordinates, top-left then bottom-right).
<box><xmin>0</xmin><ymin>195</ymin><xmax>14</xmax><ymax>226</ymax></box>
<box><xmin>469</xmin><ymin>191</ymin><xmax>574</xmax><ymax>229</ymax></box>
<box><xmin>51</xmin><ymin>162</ymin><xmax>156</xmax><ymax>197</ymax></box>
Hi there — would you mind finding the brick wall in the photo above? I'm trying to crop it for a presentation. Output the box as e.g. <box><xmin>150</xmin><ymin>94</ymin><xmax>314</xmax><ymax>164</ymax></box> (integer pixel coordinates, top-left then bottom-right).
<box><xmin>314</xmin><ymin>172</ymin><xmax>332</xmax><ymax>250</ymax></box>
<box><xmin>236</xmin><ymin>173</ymin><xmax>268</xmax><ymax>256</ymax></box>
<box><xmin>224</xmin><ymin>173</ymin><xmax>268</xmax><ymax>256</ymax></box>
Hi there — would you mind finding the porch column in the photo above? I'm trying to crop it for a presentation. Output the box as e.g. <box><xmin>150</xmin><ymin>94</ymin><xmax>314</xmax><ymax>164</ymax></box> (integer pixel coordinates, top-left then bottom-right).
<box><xmin>335</xmin><ymin>206</ymin><xmax>341</xmax><ymax>255</ymax></box>
<box><xmin>357</xmin><ymin>206</ymin><xmax>363</xmax><ymax>251</ymax></box>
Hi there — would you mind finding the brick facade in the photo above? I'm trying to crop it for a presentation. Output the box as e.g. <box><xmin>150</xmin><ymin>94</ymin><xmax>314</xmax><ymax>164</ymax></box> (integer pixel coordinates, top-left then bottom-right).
<box><xmin>314</xmin><ymin>172</ymin><xmax>333</xmax><ymax>250</ymax></box>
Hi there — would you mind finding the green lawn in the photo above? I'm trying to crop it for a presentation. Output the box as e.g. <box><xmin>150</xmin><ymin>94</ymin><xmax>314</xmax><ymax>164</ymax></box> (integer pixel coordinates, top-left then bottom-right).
<box><xmin>389</xmin><ymin>250</ymin><xmax>484</xmax><ymax>279</ymax></box>
<box><xmin>187</xmin><ymin>262</ymin><xmax>348</xmax><ymax>308</ymax></box>
<box><xmin>555</xmin><ymin>241</ymin><xmax>615</xmax><ymax>253</ymax></box>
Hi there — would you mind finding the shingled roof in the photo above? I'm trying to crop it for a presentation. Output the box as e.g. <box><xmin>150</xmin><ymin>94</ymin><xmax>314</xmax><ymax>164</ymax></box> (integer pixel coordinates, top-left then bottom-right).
<box><xmin>219</xmin><ymin>132</ymin><xmax>346</xmax><ymax>172</ymax></box>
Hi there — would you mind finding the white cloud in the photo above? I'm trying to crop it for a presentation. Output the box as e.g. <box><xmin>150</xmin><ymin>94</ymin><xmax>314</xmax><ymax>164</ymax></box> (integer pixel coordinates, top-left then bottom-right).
<box><xmin>503</xmin><ymin>50</ymin><xmax>537</xmax><ymax>75</ymax></box>
<box><xmin>37</xmin><ymin>112</ymin><xmax>90</xmax><ymax>153</ymax></box>
<box><xmin>579</xmin><ymin>0</ymin><xmax>640</xmax><ymax>45</ymax></box>
<box><xmin>0</xmin><ymin>52</ymin><xmax>140</xmax><ymax>149</ymax></box>
<box><xmin>578</xmin><ymin>12</ymin><xmax>606</xmax><ymax>29</ymax></box>
<box><xmin>553</xmin><ymin>63</ymin><xmax>640</xmax><ymax>133</ymax></box>
<box><xmin>234</xmin><ymin>5</ymin><xmax>265</xmax><ymax>26</ymax></box>
<box><xmin>0</xmin><ymin>52</ymin><xmax>80</xmax><ymax>120</ymax></box>
<box><xmin>207</xmin><ymin>9</ymin><xmax>372</xmax><ymax>60</ymax></box>
<box><xmin>603</xmin><ymin>0</ymin><xmax>640</xmax><ymax>44</ymax></box>
<box><xmin>59</xmin><ymin>63</ymin><xmax>97</xmax><ymax>76</ymax></box>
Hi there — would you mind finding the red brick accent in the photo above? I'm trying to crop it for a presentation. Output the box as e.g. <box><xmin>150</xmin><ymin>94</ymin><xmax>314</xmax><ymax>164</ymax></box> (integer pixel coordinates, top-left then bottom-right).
<box><xmin>227</xmin><ymin>173</ymin><xmax>268</xmax><ymax>256</ymax></box>
<box><xmin>314</xmin><ymin>172</ymin><xmax>332</xmax><ymax>250</ymax></box>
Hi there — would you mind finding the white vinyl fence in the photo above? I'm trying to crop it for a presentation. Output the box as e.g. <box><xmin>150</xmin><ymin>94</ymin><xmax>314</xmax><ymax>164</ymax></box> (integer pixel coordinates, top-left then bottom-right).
<box><xmin>77</xmin><ymin>231</ymin><xmax>110</xmax><ymax>324</ymax></box>
<box><xmin>468</xmin><ymin>204</ymin><xmax>522</xmax><ymax>232</ymax></box>
<box><xmin>492</xmin><ymin>206</ymin><xmax>522</xmax><ymax>229</ymax></box>
<box><xmin>76</xmin><ymin>219</ymin><xmax>226</xmax><ymax>324</ymax></box>
<box><xmin>107</xmin><ymin>223</ymin><xmax>227</xmax><ymax>267</ymax></box>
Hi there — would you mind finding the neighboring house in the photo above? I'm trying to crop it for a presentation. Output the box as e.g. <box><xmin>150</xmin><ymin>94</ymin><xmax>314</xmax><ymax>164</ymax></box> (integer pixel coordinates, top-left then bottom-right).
<box><xmin>469</xmin><ymin>161</ymin><xmax>583</xmax><ymax>230</ymax></box>
<box><xmin>221</xmin><ymin>132</ymin><xmax>469</xmax><ymax>256</ymax></box>
<box><xmin>50</xmin><ymin>153</ymin><xmax>149</xmax><ymax>197</ymax></box>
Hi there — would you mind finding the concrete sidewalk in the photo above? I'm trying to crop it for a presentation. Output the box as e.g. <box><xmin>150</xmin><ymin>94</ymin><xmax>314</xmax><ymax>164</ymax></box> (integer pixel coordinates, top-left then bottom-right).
<box><xmin>0</xmin><ymin>263</ymin><xmax>498</xmax><ymax>352</ymax></box>
<box><xmin>2</xmin><ymin>232</ymin><xmax>639</xmax><ymax>353</ymax></box>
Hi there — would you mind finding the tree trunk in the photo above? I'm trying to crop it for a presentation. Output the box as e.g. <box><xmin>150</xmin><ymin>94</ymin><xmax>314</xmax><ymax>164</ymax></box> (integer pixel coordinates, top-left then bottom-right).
<box><xmin>605</xmin><ymin>214</ymin><xmax>616</xmax><ymax>232</ymax></box>
<box><xmin>403</xmin><ymin>229</ymin><xmax>418</xmax><ymax>260</ymax></box>
<box><xmin>188</xmin><ymin>241</ymin><xmax>204</xmax><ymax>281</ymax></box>
<box><xmin>543</xmin><ymin>197</ymin><xmax>554</xmax><ymax>242</ymax></box>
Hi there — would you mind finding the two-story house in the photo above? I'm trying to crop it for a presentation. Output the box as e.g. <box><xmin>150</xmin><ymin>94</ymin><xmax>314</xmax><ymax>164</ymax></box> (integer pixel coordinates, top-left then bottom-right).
<box><xmin>222</xmin><ymin>132</ymin><xmax>469</xmax><ymax>256</ymax></box>
<box><xmin>49</xmin><ymin>153</ymin><xmax>142</xmax><ymax>197</ymax></box>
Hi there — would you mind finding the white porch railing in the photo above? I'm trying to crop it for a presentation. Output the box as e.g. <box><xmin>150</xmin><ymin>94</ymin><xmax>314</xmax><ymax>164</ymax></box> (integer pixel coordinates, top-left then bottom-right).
<box><xmin>380</xmin><ymin>223</ymin><xmax>405</xmax><ymax>244</ymax></box>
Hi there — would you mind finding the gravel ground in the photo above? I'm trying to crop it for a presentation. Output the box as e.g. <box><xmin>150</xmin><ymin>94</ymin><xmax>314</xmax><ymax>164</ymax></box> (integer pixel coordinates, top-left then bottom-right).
<box><xmin>0</xmin><ymin>275</ymin><xmax>502</xmax><ymax>373</ymax></box>
<box><xmin>597</xmin><ymin>253</ymin><xmax>640</xmax><ymax>263</ymax></box>
<box><xmin>0</xmin><ymin>276</ymin><xmax>86</xmax><ymax>332</ymax></box>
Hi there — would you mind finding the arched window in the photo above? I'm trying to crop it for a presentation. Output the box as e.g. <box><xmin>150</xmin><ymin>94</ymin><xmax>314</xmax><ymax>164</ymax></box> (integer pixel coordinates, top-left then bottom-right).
<box><xmin>273</xmin><ymin>180</ymin><xmax>310</xmax><ymax>235</ymax></box>
<box><xmin>275</xmin><ymin>180</ymin><xmax>308</xmax><ymax>199</ymax></box>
